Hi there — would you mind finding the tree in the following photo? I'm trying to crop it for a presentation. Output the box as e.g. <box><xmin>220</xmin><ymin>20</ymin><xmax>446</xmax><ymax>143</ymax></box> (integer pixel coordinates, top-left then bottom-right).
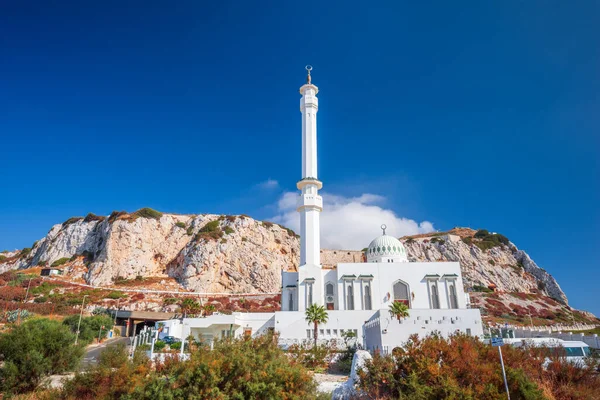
<box><xmin>202</xmin><ymin>303</ymin><xmax>216</xmax><ymax>317</ymax></box>
<box><xmin>179</xmin><ymin>298</ymin><xmax>201</xmax><ymax>317</ymax></box>
<box><xmin>0</xmin><ymin>318</ymin><xmax>84</xmax><ymax>395</ymax></box>
<box><xmin>389</xmin><ymin>301</ymin><xmax>410</xmax><ymax>321</ymax></box>
<box><xmin>63</xmin><ymin>315</ymin><xmax>114</xmax><ymax>343</ymax></box>
<box><xmin>305</xmin><ymin>304</ymin><xmax>328</xmax><ymax>347</ymax></box>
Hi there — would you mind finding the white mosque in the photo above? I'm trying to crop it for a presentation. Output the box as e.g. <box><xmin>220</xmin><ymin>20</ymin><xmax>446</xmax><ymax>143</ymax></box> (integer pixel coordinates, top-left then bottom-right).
<box><xmin>157</xmin><ymin>68</ymin><xmax>483</xmax><ymax>353</ymax></box>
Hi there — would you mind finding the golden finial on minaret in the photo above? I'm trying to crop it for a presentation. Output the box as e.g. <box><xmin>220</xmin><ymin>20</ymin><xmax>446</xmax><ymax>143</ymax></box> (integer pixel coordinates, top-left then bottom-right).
<box><xmin>305</xmin><ymin>65</ymin><xmax>312</xmax><ymax>84</ymax></box>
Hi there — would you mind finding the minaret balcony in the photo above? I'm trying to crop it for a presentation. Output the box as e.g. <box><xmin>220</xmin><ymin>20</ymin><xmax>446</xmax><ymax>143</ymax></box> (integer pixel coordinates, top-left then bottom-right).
<box><xmin>297</xmin><ymin>178</ymin><xmax>323</xmax><ymax>190</ymax></box>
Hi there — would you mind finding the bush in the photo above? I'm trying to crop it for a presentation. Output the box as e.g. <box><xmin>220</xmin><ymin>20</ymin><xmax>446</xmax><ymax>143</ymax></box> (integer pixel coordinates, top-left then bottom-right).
<box><xmin>175</xmin><ymin>221</ymin><xmax>186</xmax><ymax>229</ymax></box>
<box><xmin>51</xmin><ymin>257</ymin><xmax>71</xmax><ymax>268</ymax></box>
<box><xmin>34</xmin><ymin>296</ymin><xmax>47</xmax><ymax>303</ymax></box>
<box><xmin>223</xmin><ymin>226</ymin><xmax>235</xmax><ymax>235</ymax></box>
<box><xmin>199</xmin><ymin>220</ymin><xmax>219</xmax><ymax>233</ymax></box>
<box><xmin>169</xmin><ymin>341</ymin><xmax>182</xmax><ymax>350</ymax></box>
<box><xmin>63</xmin><ymin>315</ymin><xmax>114</xmax><ymax>343</ymax></box>
<box><xmin>62</xmin><ymin>217</ymin><xmax>83</xmax><ymax>227</ymax></box>
<box><xmin>47</xmin><ymin>335</ymin><xmax>320</xmax><ymax>399</ymax></box>
<box><xmin>0</xmin><ymin>318</ymin><xmax>84</xmax><ymax>395</ymax></box>
<box><xmin>83</xmin><ymin>213</ymin><xmax>106</xmax><ymax>223</ymax></box>
<box><xmin>105</xmin><ymin>291</ymin><xmax>127</xmax><ymax>300</ymax></box>
<box><xmin>153</xmin><ymin>340</ymin><xmax>166</xmax><ymax>352</ymax></box>
<box><xmin>472</xmin><ymin>285</ymin><xmax>493</xmax><ymax>293</ymax></box>
<box><xmin>133</xmin><ymin>207</ymin><xmax>163</xmax><ymax>220</ymax></box>
<box><xmin>19</xmin><ymin>247</ymin><xmax>32</xmax><ymax>259</ymax></box>
<box><xmin>262</xmin><ymin>221</ymin><xmax>274</xmax><ymax>228</ymax></box>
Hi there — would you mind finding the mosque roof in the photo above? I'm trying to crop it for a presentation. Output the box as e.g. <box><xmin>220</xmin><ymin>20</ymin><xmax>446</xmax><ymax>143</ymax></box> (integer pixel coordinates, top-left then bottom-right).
<box><xmin>366</xmin><ymin>226</ymin><xmax>408</xmax><ymax>262</ymax></box>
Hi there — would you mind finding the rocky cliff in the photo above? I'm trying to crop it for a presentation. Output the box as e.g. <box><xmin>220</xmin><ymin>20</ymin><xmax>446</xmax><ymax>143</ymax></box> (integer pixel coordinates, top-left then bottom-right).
<box><xmin>0</xmin><ymin>211</ymin><xmax>566</xmax><ymax>306</ymax></box>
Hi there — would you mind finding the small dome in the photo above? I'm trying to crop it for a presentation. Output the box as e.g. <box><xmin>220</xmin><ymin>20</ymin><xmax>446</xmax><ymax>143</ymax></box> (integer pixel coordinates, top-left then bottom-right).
<box><xmin>366</xmin><ymin>226</ymin><xmax>408</xmax><ymax>263</ymax></box>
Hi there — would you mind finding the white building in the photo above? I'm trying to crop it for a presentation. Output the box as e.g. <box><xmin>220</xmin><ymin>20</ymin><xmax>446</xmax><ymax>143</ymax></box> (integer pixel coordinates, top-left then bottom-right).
<box><xmin>157</xmin><ymin>68</ymin><xmax>483</xmax><ymax>352</ymax></box>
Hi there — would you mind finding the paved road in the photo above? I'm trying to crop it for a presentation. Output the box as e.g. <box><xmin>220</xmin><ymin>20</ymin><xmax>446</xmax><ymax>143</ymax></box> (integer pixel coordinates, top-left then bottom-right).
<box><xmin>80</xmin><ymin>336</ymin><xmax>130</xmax><ymax>369</ymax></box>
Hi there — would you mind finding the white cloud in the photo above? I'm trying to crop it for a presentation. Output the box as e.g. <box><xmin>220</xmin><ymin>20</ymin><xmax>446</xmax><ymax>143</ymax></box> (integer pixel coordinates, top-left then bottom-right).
<box><xmin>256</xmin><ymin>179</ymin><xmax>279</xmax><ymax>190</ymax></box>
<box><xmin>272</xmin><ymin>192</ymin><xmax>434</xmax><ymax>250</ymax></box>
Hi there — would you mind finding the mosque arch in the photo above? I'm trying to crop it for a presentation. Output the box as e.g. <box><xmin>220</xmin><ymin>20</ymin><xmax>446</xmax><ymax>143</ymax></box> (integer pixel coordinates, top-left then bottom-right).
<box><xmin>392</xmin><ymin>280</ymin><xmax>411</xmax><ymax>308</ymax></box>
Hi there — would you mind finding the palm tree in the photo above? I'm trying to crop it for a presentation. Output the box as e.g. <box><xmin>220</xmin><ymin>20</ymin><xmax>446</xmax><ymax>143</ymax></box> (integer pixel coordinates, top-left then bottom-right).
<box><xmin>202</xmin><ymin>304</ymin><xmax>216</xmax><ymax>317</ymax></box>
<box><xmin>389</xmin><ymin>301</ymin><xmax>410</xmax><ymax>322</ymax></box>
<box><xmin>305</xmin><ymin>304</ymin><xmax>328</xmax><ymax>347</ymax></box>
<box><xmin>180</xmin><ymin>298</ymin><xmax>200</xmax><ymax>317</ymax></box>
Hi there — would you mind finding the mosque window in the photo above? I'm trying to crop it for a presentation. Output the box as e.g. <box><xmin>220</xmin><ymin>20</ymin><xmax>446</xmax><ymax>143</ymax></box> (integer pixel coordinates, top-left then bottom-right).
<box><xmin>393</xmin><ymin>246</ymin><xmax>396</xmax><ymax>251</ymax></box>
<box><xmin>289</xmin><ymin>291</ymin><xmax>294</xmax><ymax>311</ymax></box>
<box><xmin>364</xmin><ymin>285</ymin><xmax>372</xmax><ymax>310</ymax></box>
<box><xmin>346</xmin><ymin>283</ymin><xmax>355</xmax><ymax>310</ymax></box>
<box><xmin>387</xmin><ymin>246</ymin><xmax>391</xmax><ymax>251</ymax></box>
<box><xmin>377</xmin><ymin>247</ymin><xmax>381</xmax><ymax>252</ymax></box>
<box><xmin>393</xmin><ymin>280</ymin><xmax>410</xmax><ymax>307</ymax></box>
<box><xmin>308</xmin><ymin>283</ymin><xmax>313</xmax><ymax>306</ymax></box>
<box><xmin>430</xmin><ymin>283</ymin><xmax>440</xmax><ymax>309</ymax></box>
<box><xmin>449</xmin><ymin>282</ymin><xmax>458</xmax><ymax>309</ymax></box>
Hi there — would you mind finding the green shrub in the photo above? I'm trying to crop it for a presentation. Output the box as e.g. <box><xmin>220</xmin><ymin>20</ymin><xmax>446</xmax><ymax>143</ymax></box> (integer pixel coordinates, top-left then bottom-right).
<box><xmin>223</xmin><ymin>226</ymin><xmax>235</xmax><ymax>235</ymax></box>
<box><xmin>153</xmin><ymin>340</ymin><xmax>166</xmax><ymax>352</ymax></box>
<box><xmin>19</xmin><ymin>247</ymin><xmax>32</xmax><ymax>259</ymax></box>
<box><xmin>0</xmin><ymin>255</ymin><xmax>6</xmax><ymax>262</ymax></box>
<box><xmin>199</xmin><ymin>220</ymin><xmax>219</xmax><ymax>233</ymax></box>
<box><xmin>51</xmin><ymin>257</ymin><xmax>70</xmax><ymax>268</ymax></box>
<box><xmin>262</xmin><ymin>221</ymin><xmax>274</xmax><ymax>228</ymax></box>
<box><xmin>163</xmin><ymin>297</ymin><xmax>178</xmax><ymax>305</ymax></box>
<box><xmin>106</xmin><ymin>291</ymin><xmax>126</xmax><ymax>300</ymax></box>
<box><xmin>175</xmin><ymin>221</ymin><xmax>186</xmax><ymax>229</ymax></box>
<box><xmin>34</xmin><ymin>296</ymin><xmax>47</xmax><ymax>303</ymax></box>
<box><xmin>133</xmin><ymin>207</ymin><xmax>163</xmax><ymax>220</ymax></box>
<box><xmin>186</xmin><ymin>226</ymin><xmax>194</xmax><ymax>236</ymax></box>
<box><xmin>0</xmin><ymin>318</ymin><xmax>84</xmax><ymax>395</ymax></box>
<box><xmin>169</xmin><ymin>341</ymin><xmax>182</xmax><ymax>350</ymax></box>
<box><xmin>63</xmin><ymin>315</ymin><xmax>114</xmax><ymax>343</ymax></box>
<box><xmin>472</xmin><ymin>285</ymin><xmax>493</xmax><ymax>293</ymax></box>
<box><xmin>242</xmin><ymin>237</ymin><xmax>248</xmax><ymax>242</ymax></box>
<box><xmin>488</xmin><ymin>259</ymin><xmax>495</xmax><ymax>266</ymax></box>
<box><xmin>473</xmin><ymin>229</ymin><xmax>510</xmax><ymax>251</ymax></box>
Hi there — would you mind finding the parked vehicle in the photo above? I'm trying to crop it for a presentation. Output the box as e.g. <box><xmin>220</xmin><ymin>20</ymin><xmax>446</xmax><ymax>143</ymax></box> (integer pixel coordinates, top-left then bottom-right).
<box><xmin>503</xmin><ymin>337</ymin><xmax>592</xmax><ymax>367</ymax></box>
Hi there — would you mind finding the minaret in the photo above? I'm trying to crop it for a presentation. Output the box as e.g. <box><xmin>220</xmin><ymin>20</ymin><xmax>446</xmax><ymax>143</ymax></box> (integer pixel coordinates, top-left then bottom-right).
<box><xmin>297</xmin><ymin>66</ymin><xmax>323</xmax><ymax>267</ymax></box>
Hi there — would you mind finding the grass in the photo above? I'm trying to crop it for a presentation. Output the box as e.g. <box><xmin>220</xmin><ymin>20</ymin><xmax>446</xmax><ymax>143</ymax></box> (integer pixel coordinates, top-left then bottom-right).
<box><xmin>50</xmin><ymin>257</ymin><xmax>70</xmax><ymax>268</ymax></box>
<box><xmin>133</xmin><ymin>207</ymin><xmax>163</xmax><ymax>220</ymax></box>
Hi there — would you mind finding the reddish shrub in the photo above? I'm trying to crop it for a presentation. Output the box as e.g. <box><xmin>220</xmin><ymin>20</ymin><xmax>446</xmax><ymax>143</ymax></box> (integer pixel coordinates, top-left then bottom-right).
<box><xmin>0</xmin><ymin>286</ymin><xmax>26</xmax><ymax>301</ymax></box>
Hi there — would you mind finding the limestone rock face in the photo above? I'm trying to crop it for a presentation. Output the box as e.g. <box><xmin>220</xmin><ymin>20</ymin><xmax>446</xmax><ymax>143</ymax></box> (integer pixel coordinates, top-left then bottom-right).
<box><xmin>167</xmin><ymin>216</ymin><xmax>299</xmax><ymax>293</ymax></box>
<box><xmin>0</xmin><ymin>217</ymin><xmax>566</xmax><ymax>306</ymax></box>
<box><xmin>400</xmin><ymin>230</ymin><xmax>567</xmax><ymax>305</ymax></box>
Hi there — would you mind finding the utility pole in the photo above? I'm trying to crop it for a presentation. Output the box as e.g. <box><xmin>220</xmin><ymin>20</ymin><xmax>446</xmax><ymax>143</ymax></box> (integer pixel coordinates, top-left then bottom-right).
<box><xmin>113</xmin><ymin>298</ymin><xmax>120</xmax><ymax>325</ymax></box>
<box><xmin>17</xmin><ymin>277</ymin><xmax>34</xmax><ymax>326</ymax></box>
<box><xmin>74</xmin><ymin>295</ymin><xmax>89</xmax><ymax>345</ymax></box>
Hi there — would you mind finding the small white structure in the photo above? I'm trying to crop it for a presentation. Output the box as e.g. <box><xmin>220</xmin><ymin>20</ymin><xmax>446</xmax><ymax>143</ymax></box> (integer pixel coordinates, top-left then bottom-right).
<box><xmin>157</xmin><ymin>68</ymin><xmax>483</xmax><ymax>351</ymax></box>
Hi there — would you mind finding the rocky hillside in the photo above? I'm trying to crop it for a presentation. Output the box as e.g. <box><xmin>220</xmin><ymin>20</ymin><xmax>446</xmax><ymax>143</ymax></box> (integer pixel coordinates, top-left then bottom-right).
<box><xmin>0</xmin><ymin>210</ymin><xmax>586</xmax><ymax>322</ymax></box>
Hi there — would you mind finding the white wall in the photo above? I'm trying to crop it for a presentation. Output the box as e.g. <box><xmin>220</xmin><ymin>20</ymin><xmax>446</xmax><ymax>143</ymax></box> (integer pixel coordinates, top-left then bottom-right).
<box><xmin>365</xmin><ymin>308</ymin><xmax>484</xmax><ymax>354</ymax></box>
<box><xmin>335</xmin><ymin>262</ymin><xmax>466</xmax><ymax>311</ymax></box>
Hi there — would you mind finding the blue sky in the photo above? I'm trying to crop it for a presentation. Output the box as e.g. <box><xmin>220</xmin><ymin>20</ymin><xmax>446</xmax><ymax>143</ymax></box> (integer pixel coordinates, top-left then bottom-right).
<box><xmin>1</xmin><ymin>2</ymin><xmax>598</xmax><ymax>315</ymax></box>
